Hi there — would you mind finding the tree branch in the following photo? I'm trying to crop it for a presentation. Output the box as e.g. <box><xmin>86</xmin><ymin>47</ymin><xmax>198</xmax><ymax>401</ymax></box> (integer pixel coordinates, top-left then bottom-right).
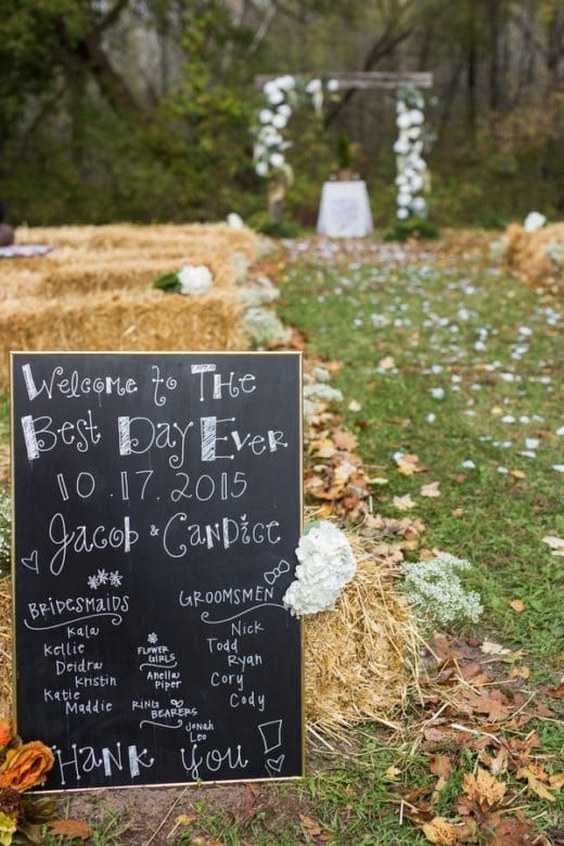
<box><xmin>323</xmin><ymin>26</ymin><xmax>412</xmax><ymax>128</ymax></box>
<box><xmin>96</xmin><ymin>0</ymin><xmax>131</xmax><ymax>34</ymax></box>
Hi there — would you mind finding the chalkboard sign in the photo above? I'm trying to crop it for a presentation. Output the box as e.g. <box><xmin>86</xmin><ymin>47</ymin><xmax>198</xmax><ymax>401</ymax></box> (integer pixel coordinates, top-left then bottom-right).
<box><xmin>11</xmin><ymin>352</ymin><xmax>303</xmax><ymax>790</ymax></box>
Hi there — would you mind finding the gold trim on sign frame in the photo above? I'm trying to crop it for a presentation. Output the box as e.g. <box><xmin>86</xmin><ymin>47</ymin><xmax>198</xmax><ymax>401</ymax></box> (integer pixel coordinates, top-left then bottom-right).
<box><xmin>9</xmin><ymin>349</ymin><xmax>305</xmax><ymax>792</ymax></box>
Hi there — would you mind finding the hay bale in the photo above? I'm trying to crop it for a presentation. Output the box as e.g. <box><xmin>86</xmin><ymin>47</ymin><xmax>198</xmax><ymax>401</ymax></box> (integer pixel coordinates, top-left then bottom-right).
<box><xmin>304</xmin><ymin>536</ymin><xmax>416</xmax><ymax>729</ymax></box>
<box><xmin>0</xmin><ymin>536</ymin><xmax>416</xmax><ymax>730</ymax></box>
<box><xmin>0</xmin><ymin>288</ymin><xmax>244</xmax><ymax>390</ymax></box>
<box><xmin>0</xmin><ymin>578</ymin><xmax>11</xmax><ymax>718</ymax></box>
<box><xmin>504</xmin><ymin>222</ymin><xmax>564</xmax><ymax>292</ymax></box>
<box><xmin>2</xmin><ymin>223</ymin><xmax>258</xmax><ymax>301</ymax></box>
<box><xmin>0</xmin><ymin>223</ymin><xmax>262</xmax><ymax>389</ymax></box>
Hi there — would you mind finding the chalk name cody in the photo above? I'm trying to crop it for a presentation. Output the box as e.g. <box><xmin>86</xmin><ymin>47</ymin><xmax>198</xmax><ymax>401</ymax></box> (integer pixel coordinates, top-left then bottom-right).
<box><xmin>18</xmin><ymin>359</ymin><xmax>296</xmax><ymax>787</ymax></box>
<box><xmin>20</xmin><ymin>362</ymin><xmax>289</xmax><ymax>577</ymax></box>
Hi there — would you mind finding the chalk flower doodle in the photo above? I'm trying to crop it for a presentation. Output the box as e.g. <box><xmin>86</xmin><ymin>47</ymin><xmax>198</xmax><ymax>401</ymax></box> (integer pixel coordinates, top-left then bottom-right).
<box><xmin>283</xmin><ymin>521</ymin><xmax>356</xmax><ymax>616</ymax></box>
<box><xmin>152</xmin><ymin>264</ymin><xmax>213</xmax><ymax>295</ymax></box>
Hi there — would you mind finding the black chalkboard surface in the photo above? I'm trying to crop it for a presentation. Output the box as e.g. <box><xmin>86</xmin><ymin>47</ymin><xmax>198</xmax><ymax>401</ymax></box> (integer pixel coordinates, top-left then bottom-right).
<box><xmin>11</xmin><ymin>352</ymin><xmax>303</xmax><ymax>790</ymax></box>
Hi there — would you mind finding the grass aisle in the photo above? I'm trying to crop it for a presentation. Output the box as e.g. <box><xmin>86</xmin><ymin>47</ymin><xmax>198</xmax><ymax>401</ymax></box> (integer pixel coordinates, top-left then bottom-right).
<box><xmin>278</xmin><ymin>237</ymin><xmax>563</xmax><ymax>672</ymax></box>
<box><xmin>272</xmin><ymin>234</ymin><xmax>564</xmax><ymax>844</ymax></box>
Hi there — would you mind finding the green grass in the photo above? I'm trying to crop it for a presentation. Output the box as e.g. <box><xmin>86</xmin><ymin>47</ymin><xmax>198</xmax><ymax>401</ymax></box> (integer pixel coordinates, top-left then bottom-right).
<box><xmin>278</xmin><ymin>256</ymin><xmax>564</xmax><ymax>675</ymax></box>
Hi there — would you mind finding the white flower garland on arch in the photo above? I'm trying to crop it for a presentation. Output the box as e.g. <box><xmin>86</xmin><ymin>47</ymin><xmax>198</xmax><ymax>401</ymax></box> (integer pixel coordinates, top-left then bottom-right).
<box><xmin>394</xmin><ymin>83</ymin><xmax>432</xmax><ymax>220</ymax></box>
<box><xmin>253</xmin><ymin>75</ymin><xmax>340</xmax><ymax>183</ymax></box>
<box><xmin>254</xmin><ymin>76</ymin><xmax>433</xmax><ymax>221</ymax></box>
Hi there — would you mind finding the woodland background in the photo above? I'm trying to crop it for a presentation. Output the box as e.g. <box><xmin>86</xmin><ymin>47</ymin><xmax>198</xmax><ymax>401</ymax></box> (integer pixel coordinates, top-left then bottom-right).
<box><xmin>0</xmin><ymin>0</ymin><xmax>562</xmax><ymax>229</ymax></box>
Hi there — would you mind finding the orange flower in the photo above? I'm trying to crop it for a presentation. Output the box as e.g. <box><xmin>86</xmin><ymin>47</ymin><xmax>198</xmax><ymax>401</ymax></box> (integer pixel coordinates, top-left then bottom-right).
<box><xmin>0</xmin><ymin>741</ymin><xmax>55</xmax><ymax>792</ymax></box>
<box><xmin>0</xmin><ymin>722</ymin><xmax>11</xmax><ymax>749</ymax></box>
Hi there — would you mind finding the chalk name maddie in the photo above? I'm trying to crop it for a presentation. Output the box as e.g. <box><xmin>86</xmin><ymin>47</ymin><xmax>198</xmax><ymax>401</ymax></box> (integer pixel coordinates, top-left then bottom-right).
<box><xmin>11</xmin><ymin>352</ymin><xmax>303</xmax><ymax>790</ymax></box>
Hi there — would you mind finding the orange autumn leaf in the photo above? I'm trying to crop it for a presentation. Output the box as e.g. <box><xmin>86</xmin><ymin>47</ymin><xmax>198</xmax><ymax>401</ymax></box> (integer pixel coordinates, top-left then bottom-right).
<box><xmin>0</xmin><ymin>741</ymin><xmax>55</xmax><ymax>791</ymax></box>
<box><xmin>0</xmin><ymin>721</ymin><xmax>11</xmax><ymax>747</ymax></box>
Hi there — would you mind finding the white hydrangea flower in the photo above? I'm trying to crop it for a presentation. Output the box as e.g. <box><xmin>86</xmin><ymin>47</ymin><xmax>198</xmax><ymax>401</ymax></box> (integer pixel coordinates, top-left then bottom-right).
<box><xmin>269</xmin><ymin>152</ymin><xmax>285</xmax><ymax>168</ymax></box>
<box><xmin>266</xmin><ymin>87</ymin><xmax>284</xmax><ymax>106</ymax></box>
<box><xmin>523</xmin><ymin>211</ymin><xmax>547</xmax><ymax>232</ymax></box>
<box><xmin>275</xmin><ymin>74</ymin><xmax>295</xmax><ymax>91</ymax></box>
<box><xmin>255</xmin><ymin>160</ymin><xmax>268</xmax><ymax>177</ymax></box>
<box><xmin>259</xmin><ymin>109</ymin><xmax>274</xmax><ymax>124</ymax></box>
<box><xmin>305</xmin><ymin>78</ymin><xmax>322</xmax><ymax>93</ymax></box>
<box><xmin>397</xmin><ymin>111</ymin><xmax>412</xmax><ymax>130</ymax></box>
<box><xmin>327</xmin><ymin>78</ymin><xmax>340</xmax><ymax>92</ymax></box>
<box><xmin>394</xmin><ymin>138</ymin><xmax>410</xmax><ymax>155</ymax></box>
<box><xmin>177</xmin><ymin>265</ymin><xmax>213</xmax><ymax>295</ymax></box>
<box><xmin>271</xmin><ymin>113</ymin><xmax>288</xmax><ymax>129</ymax></box>
<box><xmin>283</xmin><ymin>521</ymin><xmax>357</xmax><ymax>616</ymax></box>
<box><xmin>277</xmin><ymin>103</ymin><xmax>292</xmax><ymax>118</ymax></box>
<box><xmin>226</xmin><ymin>212</ymin><xmax>244</xmax><ymax>229</ymax></box>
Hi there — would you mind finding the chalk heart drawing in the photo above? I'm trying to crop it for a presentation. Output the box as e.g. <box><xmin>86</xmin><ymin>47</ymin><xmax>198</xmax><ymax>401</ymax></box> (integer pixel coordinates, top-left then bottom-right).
<box><xmin>21</xmin><ymin>550</ymin><xmax>39</xmax><ymax>574</ymax></box>
<box><xmin>266</xmin><ymin>755</ymin><xmax>285</xmax><ymax>776</ymax></box>
<box><xmin>170</xmin><ymin>699</ymin><xmax>184</xmax><ymax>709</ymax></box>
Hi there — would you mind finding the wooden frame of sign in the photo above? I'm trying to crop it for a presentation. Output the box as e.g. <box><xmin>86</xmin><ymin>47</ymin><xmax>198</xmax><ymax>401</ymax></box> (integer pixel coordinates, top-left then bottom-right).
<box><xmin>11</xmin><ymin>351</ymin><xmax>304</xmax><ymax>790</ymax></box>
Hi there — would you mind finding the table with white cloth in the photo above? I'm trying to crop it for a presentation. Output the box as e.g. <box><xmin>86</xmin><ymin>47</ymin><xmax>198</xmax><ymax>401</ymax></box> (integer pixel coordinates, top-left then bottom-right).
<box><xmin>316</xmin><ymin>180</ymin><xmax>373</xmax><ymax>238</ymax></box>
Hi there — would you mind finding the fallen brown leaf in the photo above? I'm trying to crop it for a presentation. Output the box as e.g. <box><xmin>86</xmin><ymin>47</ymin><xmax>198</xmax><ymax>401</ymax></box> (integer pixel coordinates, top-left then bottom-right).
<box><xmin>333</xmin><ymin>429</ymin><xmax>358</xmax><ymax>451</ymax></box>
<box><xmin>422</xmin><ymin>816</ymin><xmax>459</xmax><ymax>845</ymax></box>
<box><xmin>393</xmin><ymin>494</ymin><xmax>417</xmax><ymax>511</ymax></box>
<box><xmin>47</xmin><ymin>820</ymin><xmax>92</xmax><ymax>840</ymax></box>
<box><xmin>546</xmin><ymin>682</ymin><xmax>564</xmax><ymax>699</ymax></box>
<box><xmin>509</xmin><ymin>598</ymin><xmax>526</xmax><ymax>613</ymax></box>
<box><xmin>430</xmin><ymin>754</ymin><xmax>453</xmax><ymax>795</ymax></box>
<box><xmin>493</xmin><ymin>814</ymin><xmax>547</xmax><ymax>845</ymax></box>
<box><xmin>516</xmin><ymin>766</ymin><xmax>556</xmax><ymax>802</ymax></box>
<box><xmin>462</xmin><ymin>767</ymin><xmax>507</xmax><ymax>810</ymax></box>
<box><xmin>299</xmin><ymin>814</ymin><xmax>323</xmax><ymax>837</ymax></box>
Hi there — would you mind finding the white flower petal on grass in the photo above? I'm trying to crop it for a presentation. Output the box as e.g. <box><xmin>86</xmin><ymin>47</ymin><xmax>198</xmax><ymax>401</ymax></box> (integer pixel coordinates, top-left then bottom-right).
<box><xmin>283</xmin><ymin>521</ymin><xmax>356</xmax><ymax>616</ymax></box>
<box><xmin>430</xmin><ymin>387</ymin><xmax>445</xmax><ymax>400</ymax></box>
<box><xmin>556</xmin><ymin>426</ymin><xmax>564</xmax><ymax>436</ymax></box>
<box><xmin>552</xmin><ymin>464</ymin><xmax>564</xmax><ymax>473</ymax></box>
<box><xmin>525</xmin><ymin>438</ymin><xmax>540</xmax><ymax>450</ymax></box>
<box><xmin>497</xmin><ymin>466</ymin><xmax>509</xmax><ymax>474</ymax></box>
<box><xmin>461</xmin><ymin>460</ymin><xmax>476</xmax><ymax>469</ymax></box>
